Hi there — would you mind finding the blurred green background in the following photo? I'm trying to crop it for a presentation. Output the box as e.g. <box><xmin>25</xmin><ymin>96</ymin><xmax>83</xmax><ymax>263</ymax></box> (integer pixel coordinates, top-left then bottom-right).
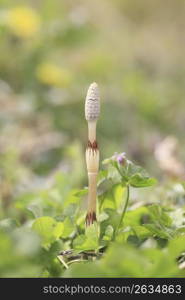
<box><xmin>0</xmin><ymin>0</ymin><xmax>185</xmax><ymax>277</ymax></box>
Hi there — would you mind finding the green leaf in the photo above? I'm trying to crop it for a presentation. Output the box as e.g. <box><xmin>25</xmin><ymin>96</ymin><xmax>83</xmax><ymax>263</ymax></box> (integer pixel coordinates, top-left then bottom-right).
<box><xmin>74</xmin><ymin>189</ymin><xmax>88</xmax><ymax>197</ymax></box>
<box><xmin>99</xmin><ymin>189</ymin><xmax>117</xmax><ymax>210</ymax></box>
<box><xmin>148</xmin><ymin>205</ymin><xmax>173</xmax><ymax>227</ymax></box>
<box><xmin>32</xmin><ymin>217</ymin><xmax>57</xmax><ymax>246</ymax></box>
<box><xmin>168</xmin><ymin>236</ymin><xmax>185</xmax><ymax>259</ymax></box>
<box><xmin>126</xmin><ymin>163</ymin><xmax>148</xmax><ymax>178</ymax></box>
<box><xmin>62</xmin><ymin>217</ymin><xmax>75</xmax><ymax>238</ymax></box>
<box><xmin>124</xmin><ymin>206</ymin><xmax>149</xmax><ymax>227</ymax></box>
<box><xmin>129</xmin><ymin>174</ymin><xmax>157</xmax><ymax>188</ymax></box>
<box><xmin>103</xmin><ymin>225</ymin><xmax>114</xmax><ymax>241</ymax></box>
<box><xmin>131</xmin><ymin>225</ymin><xmax>151</xmax><ymax>239</ymax></box>
<box><xmin>98</xmin><ymin>211</ymin><xmax>109</xmax><ymax>222</ymax></box>
<box><xmin>73</xmin><ymin>235</ymin><xmax>86</xmax><ymax>249</ymax></box>
<box><xmin>144</xmin><ymin>224</ymin><xmax>170</xmax><ymax>239</ymax></box>
<box><xmin>53</xmin><ymin>222</ymin><xmax>64</xmax><ymax>239</ymax></box>
<box><xmin>85</xmin><ymin>223</ymin><xmax>99</xmax><ymax>249</ymax></box>
<box><xmin>73</xmin><ymin>224</ymin><xmax>99</xmax><ymax>251</ymax></box>
<box><xmin>100</xmin><ymin>209</ymin><xmax>119</xmax><ymax>238</ymax></box>
<box><xmin>116</xmin><ymin>227</ymin><xmax>133</xmax><ymax>243</ymax></box>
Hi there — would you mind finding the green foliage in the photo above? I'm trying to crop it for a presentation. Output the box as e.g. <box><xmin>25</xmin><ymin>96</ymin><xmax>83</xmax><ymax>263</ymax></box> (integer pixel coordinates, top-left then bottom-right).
<box><xmin>0</xmin><ymin>0</ymin><xmax>185</xmax><ymax>278</ymax></box>
<box><xmin>32</xmin><ymin>217</ymin><xmax>64</xmax><ymax>247</ymax></box>
<box><xmin>73</xmin><ymin>223</ymin><xmax>99</xmax><ymax>251</ymax></box>
<box><xmin>103</xmin><ymin>155</ymin><xmax>157</xmax><ymax>188</ymax></box>
<box><xmin>1</xmin><ymin>152</ymin><xmax>184</xmax><ymax>278</ymax></box>
<box><xmin>64</xmin><ymin>238</ymin><xmax>185</xmax><ymax>278</ymax></box>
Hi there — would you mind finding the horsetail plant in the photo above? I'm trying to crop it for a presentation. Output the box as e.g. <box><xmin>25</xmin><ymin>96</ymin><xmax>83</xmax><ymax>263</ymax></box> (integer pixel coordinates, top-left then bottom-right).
<box><xmin>85</xmin><ymin>82</ymin><xmax>100</xmax><ymax>226</ymax></box>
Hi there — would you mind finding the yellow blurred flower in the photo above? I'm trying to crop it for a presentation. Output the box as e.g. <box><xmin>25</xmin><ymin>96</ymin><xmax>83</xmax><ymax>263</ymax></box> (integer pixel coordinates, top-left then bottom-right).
<box><xmin>6</xmin><ymin>6</ymin><xmax>40</xmax><ymax>38</ymax></box>
<box><xmin>36</xmin><ymin>63</ymin><xmax>72</xmax><ymax>87</ymax></box>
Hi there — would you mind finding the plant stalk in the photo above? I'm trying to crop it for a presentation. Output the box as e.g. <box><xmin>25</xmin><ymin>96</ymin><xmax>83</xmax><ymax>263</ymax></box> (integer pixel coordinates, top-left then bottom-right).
<box><xmin>113</xmin><ymin>184</ymin><xmax>130</xmax><ymax>240</ymax></box>
<box><xmin>85</xmin><ymin>83</ymin><xmax>100</xmax><ymax>226</ymax></box>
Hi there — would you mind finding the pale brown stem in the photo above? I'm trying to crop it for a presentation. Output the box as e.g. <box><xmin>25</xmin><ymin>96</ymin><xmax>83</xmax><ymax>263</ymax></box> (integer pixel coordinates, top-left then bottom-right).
<box><xmin>85</xmin><ymin>146</ymin><xmax>99</xmax><ymax>226</ymax></box>
<box><xmin>87</xmin><ymin>172</ymin><xmax>97</xmax><ymax>211</ymax></box>
<box><xmin>88</xmin><ymin>121</ymin><xmax>97</xmax><ymax>144</ymax></box>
